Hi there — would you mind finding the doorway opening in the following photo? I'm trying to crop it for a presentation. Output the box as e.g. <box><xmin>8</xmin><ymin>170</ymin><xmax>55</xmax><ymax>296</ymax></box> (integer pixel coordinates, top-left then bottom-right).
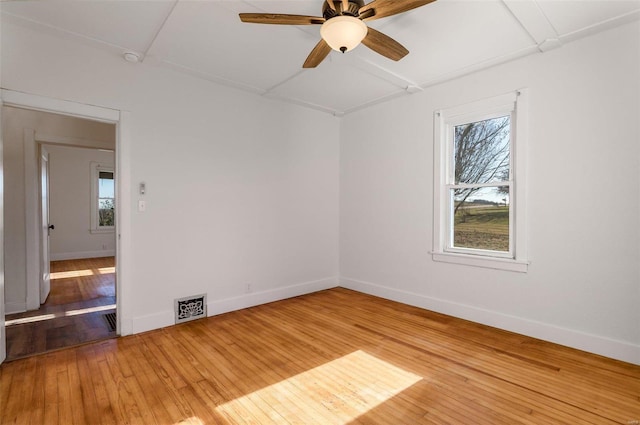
<box><xmin>2</xmin><ymin>105</ymin><xmax>118</xmax><ymax>360</ymax></box>
<box><xmin>5</xmin><ymin>257</ymin><xmax>116</xmax><ymax>358</ymax></box>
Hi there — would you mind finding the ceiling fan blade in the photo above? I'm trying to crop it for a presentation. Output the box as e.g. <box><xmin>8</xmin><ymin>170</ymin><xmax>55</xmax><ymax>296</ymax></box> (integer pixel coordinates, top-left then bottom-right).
<box><xmin>360</xmin><ymin>0</ymin><xmax>436</xmax><ymax>21</ymax></box>
<box><xmin>303</xmin><ymin>39</ymin><xmax>332</xmax><ymax>68</ymax></box>
<box><xmin>239</xmin><ymin>13</ymin><xmax>325</xmax><ymax>25</ymax></box>
<box><xmin>361</xmin><ymin>27</ymin><xmax>409</xmax><ymax>61</ymax></box>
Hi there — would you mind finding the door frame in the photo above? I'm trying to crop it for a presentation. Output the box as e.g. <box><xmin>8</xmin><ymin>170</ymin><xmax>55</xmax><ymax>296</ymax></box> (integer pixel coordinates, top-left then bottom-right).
<box><xmin>24</xmin><ymin>134</ymin><xmax>117</xmax><ymax>310</ymax></box>
<box><xmin>0</xmin><ymin>100</ymin><xmax>5</xmax><ymax>363</ymax></box>
<box><xmin>1</xmin><ymin>90</ymin><xmax>133</xmax><ymax>363</ymax></box>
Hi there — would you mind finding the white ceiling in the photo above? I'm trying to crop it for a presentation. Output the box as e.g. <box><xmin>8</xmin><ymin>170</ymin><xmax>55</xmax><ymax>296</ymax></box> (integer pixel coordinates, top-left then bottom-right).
<box><xmin>2</xmin><ymin>0</ymin><xmax>639</xmax><ymax>115</ymax></box>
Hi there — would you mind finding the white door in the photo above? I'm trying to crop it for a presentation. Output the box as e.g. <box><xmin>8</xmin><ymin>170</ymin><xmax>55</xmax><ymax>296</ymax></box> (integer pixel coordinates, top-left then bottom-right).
<box><xmin>40</xmin><ymin>146</ymin><xmax>51</xmax><ymax>303</ymax></box>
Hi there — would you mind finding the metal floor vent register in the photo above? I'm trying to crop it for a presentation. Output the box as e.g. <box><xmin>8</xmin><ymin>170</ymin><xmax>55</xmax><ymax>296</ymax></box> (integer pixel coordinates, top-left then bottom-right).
<box><xmin>104</xmin><ymin>312</ymin><xmax>117</xmax><ymax>332</ymax></box>
<box><xmin>175</xmin><ymin>294</ymin><xmax>207</xmax><ymax>324</ymax></box>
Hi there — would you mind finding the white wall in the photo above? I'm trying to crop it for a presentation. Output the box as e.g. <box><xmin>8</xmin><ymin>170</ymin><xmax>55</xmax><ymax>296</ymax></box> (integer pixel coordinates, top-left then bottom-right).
<box><xmin>46</xmin><ymin>144</ymin><xmax>116</xmax><ymax>260</ymax></box>
<box><xmin>340</xmin><ymin>21</ymin><xmax>640</xmax><ymax>364</ymax></box>
<box><xmin>2</xmin><ymin>9</ymin><xmax>638</xmax><ymax>364</ymax></box>
<box><xmin>2</xmin><ymin>106</ymin><xmax>116</xmax><ymax>313</ymax></box>
<box><xmin>1</xmin><ymin>18</ymin><xmax>340</xmax><ymax>331</ymax></box>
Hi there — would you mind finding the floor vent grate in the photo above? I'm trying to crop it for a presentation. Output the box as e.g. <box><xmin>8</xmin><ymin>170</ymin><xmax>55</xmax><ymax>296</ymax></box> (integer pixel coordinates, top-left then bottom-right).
<box><xmin>175</xmin><ymin>294</ymin><xmax>207</xmax><ymax>324</ymax></box>
<box><xmin>104</xmin><ymin>312</ymin><xmax>117</xmax><ymax>332</ymax></box>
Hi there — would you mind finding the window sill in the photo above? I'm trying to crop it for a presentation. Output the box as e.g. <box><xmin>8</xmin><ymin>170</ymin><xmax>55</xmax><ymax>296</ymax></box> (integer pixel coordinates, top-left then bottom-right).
<box><xmin>432</xmin><ymin>251</ymin><xmax>529</xmax><ymax>273</ymax></box>
<box><xmin>90</xmin><ymin>228</ymin><xmax>115</xmax><ymax>235</ymax></box>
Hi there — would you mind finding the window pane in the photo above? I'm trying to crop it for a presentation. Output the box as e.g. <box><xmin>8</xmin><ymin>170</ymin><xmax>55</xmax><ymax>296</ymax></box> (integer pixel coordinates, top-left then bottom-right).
<box><xmin>454</xmin><ymin>116</ymin><xmax>510</xmax><ymax>185</ymax></box>
<box><xmin>99</xmin><ymin>198</ymin><xmax>114</xmax><ymax>227</ymax></box>
<box><xmin>452</xmin><ymin>186</ymin><xmax>509</xmax><ymax>252</ymax></box>
<box><xmin>97</xmin><ymin>170</ymin><xmax>115</xmax><ymax>227</ymax></box>
<box><xmin>99</xmin><ymin>174</ymin><xmax>114</xmax><ymax>199</ymax></box>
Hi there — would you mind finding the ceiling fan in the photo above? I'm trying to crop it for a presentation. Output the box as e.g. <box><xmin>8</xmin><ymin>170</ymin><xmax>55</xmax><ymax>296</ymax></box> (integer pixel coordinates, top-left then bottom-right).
<box><xmin>239</xmin><ymin>0</ymin><xmax>436</xmax><ymax>68</ymax></box>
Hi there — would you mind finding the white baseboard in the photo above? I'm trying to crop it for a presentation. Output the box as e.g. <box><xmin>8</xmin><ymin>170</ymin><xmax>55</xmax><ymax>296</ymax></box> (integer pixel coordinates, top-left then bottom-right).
<box><xmin>208</xmin><ymin>276</ymin><xmax>338</xmax><ymax>316</ymax></box>
<box><xmin>131</xmin><ymin>276</ymin><xmax>339</xmax><ymax>335</ymax></box>
<box><xmin>51</xmin><ymin>250</ymin><xmax>115</xmax><ymax>261</ymax></box>
<box><xmin>131</xmin><ymin>311</ymin><xmax>174</xmax><ymax>334</ymax></box>
<box><xmin>340</xmin><ymin>277</ymin><xmax>640</xmax><ymax>365</ymax></box>
<box><xmin>5</xmin><ymin>301</ymin><xmax>27</xmax><ymax>315</ymax></box>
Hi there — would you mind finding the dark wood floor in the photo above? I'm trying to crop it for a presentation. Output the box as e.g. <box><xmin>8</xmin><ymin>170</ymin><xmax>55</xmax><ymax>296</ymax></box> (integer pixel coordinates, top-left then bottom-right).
<box><xmin>1</xmin><ymin>287</ymin><xmax>638</xmax><ymax>424</ymax></box>
<box><xmin>4</xmin><ymin>257</ymin><xmax>116</xmax><ymax>360</ymax></box>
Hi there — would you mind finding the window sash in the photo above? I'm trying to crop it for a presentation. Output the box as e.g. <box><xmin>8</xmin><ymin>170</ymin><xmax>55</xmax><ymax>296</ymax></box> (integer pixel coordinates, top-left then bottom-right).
<box><xmin>90</xmin><ymin>162</ymin><xmax>115</xmax><ymax>233</ymax></box>
<box><xmin>444</xmin><ymin>113</ymin><xmax>514</xmax><ymax>258</ymax></box>
<box><xmin>445</xmin><ymin>184</ymin><xmax>513</xmax><ymax>258</ymax></box>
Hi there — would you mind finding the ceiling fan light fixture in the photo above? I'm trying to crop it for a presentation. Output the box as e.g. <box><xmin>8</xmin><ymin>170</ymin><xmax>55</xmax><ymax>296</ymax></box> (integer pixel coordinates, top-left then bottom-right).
<box><xmin>320</xmin><ymin>16</ymin><xmax>368</xmax><ymax>53</ymax></box>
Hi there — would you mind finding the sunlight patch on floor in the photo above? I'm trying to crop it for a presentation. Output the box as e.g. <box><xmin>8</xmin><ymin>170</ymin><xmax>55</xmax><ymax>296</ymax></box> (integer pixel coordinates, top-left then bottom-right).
<box><xmin>51</xmin><ymin>269</ymin><xmax>95</xmax><ymax>279</ymax></box>
<box><xmin>50</xmin><ymin>266</ymin><xmax>114</xmax><ymax>279</ymax></box>
<box><xmin>216</xmin><ymin>350</ymin><xmax>422</xmax><ymax>424</ymax></box>
<box><xmin>174</xmin><ymin>417</ymin><xmax>205</xmax><ymax>425</ymax></box>
<box><xmin>65</xmin><ymin>304</ymin><xmax>116</xmax><ymax>317</ymax></box>
<box><xmin>5</xmin><ymin>304</ymin><xmax>117</xmax><ymax>326</ymax></box>
<box><xmin>98</xmin><ymin>266</ymin><xmax>115</xmax><ymax>274</ymax></box>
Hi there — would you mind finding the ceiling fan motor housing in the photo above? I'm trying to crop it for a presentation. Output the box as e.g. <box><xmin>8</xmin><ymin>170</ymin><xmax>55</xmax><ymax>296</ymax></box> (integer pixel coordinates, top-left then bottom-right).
<box><xmin>323</xmin><ymin>0</ymin><xmax>365</xmax><ymax>19</ymax></box>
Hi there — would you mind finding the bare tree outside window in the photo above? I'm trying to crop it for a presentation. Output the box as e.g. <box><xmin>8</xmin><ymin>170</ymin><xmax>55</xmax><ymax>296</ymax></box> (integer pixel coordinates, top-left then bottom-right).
<box><xmin>452</xmin><ymin>116</ymin><xmax>511</xmax><ymax>252</ymax></box>
<box><xmin>99</xmin><ymin>198</ymin><xmax>115</xmax><ymax>227</ymax></box>
<box><xmin>98</xmin><ymin>171</ymin><xmax>115</xmax><ymax>227</ymax></box>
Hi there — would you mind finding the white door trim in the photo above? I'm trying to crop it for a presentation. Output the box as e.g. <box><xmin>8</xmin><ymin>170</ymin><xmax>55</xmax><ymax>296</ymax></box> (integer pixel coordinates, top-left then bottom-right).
<box><xmin>24</xmin><ymin>129</ymin><xmax>40</xmax><ymax>311</ymax></box>
<box><xmin>1</xmin><ymin>89</ymin><xmax>132</xmax><ymax>348</ymax></box>
<box><xmin>0</xmin><ymin>100</ymin><xmax>5</xmax><ymax>363</ymax></box>
<box><xmin>2</xmin><ymin>90</ymin><xmax>120</xmax><ymax>123</ymax></box>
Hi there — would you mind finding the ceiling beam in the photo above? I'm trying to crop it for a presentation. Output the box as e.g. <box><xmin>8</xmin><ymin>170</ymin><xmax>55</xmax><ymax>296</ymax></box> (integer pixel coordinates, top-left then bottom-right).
<box><xmin>502</xmin><ymin>0</ymin><xmax>561</xmax><ymax>52</ymax></box>
<box><xmin>142</xmin><ymin>0</ymin><xmax>180</xmax><ymax>61</ymax></box>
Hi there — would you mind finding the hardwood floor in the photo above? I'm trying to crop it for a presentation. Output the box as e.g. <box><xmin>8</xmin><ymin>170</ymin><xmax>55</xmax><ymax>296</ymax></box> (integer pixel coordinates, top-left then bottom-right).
<box><xmin>1</xmin><ymin>288</ymin><xmax>639</xmax><ymax>424</ymax></box>
<box><xmin>47</xmin><ymin>257</ymin><xmax>116</xmax><ymax>306</ymax></box>
<box><xmin>4</xmin><ymin>257</ymin><xmax>116</xmax><ymax>360</ymax></box>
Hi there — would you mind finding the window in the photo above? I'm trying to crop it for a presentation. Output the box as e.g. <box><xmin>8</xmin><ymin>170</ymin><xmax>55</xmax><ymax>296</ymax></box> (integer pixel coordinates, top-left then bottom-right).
<box><xmin>433</xmin><ymin>90</ymin><xmax>528</xmax><ymax>272</ymax></box>
<box><xmin>90</xmin><ymin>162</ymin><xmax>115</xmax><ymax>233</ymax></box>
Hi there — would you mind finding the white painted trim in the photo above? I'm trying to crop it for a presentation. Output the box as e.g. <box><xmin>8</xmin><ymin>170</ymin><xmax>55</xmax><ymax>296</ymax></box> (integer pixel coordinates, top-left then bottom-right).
<box><xmin>116</xmin><ymin>111</ymin><xmax>132</xmax><ymax>336</ymax></box>
<box><xmin>1</xmin><ymin>89</ymin><xmax>119</xmax><ymax>123</ymax></box>
<box><xmin>513</xmin><ymin>89</ymin><xmax>530</xmax><ymax>264</ymax></box>
<box><xmin>502</xmin><ymin>0</ymin><xmax>559</xmax><ymax>47</ymax></box>
<box><xmin>2</xmin><ymin>89</ymin><xmax>129</xmax><ymax>340</ymax></box>
<box><xmin>0</xmin><ymin>98</ymin><xmax>5</xmax><ymax>364</ymax></box>
<box><xmin>131</xmin><ymin>277</ymin><xmax>339</xmax><ymax>334</ymax></box>
<box><xmin>36</xmin><ymin>133</ymin><xmax>114</xmax><ymax>151</ymax></box>
<box><xmin>23</xmin><ymin>129</ymin><xmax>40</xmax><ymax>311</ymax></box>
<box><xmin>89</xmin><ymin>161</ymin><xmax>115</xmax><ymax>233</ymax></box>
<box><xmin>4</xmin><ymin>302</ymin><xmax>27</xmax><ymax>315</ymax></box>
<box><xmin>208</xmin><ymin>277</ymin><xmax>338</xmax><ymax>316</ymax></box>
<box><xmin>432</xmin><ymin>89</ymin><xmax>529</xmax><ymax>272</ymax></box>
<box><xmin>131</xmin><ymin>311</ymin><xmax>175</xmax><ymax>335</ymax></box>
<box><xmin>340</xmin><ymin>277</ymin><xmax>640</xmax><ymax>365</ymax></box>
<box><xmin>344</xmin><ymin>46</ymin><xmax>539</xmax><ymax>116</ymax></box>
<box><xmin>431</xmin><ymin>252</ymin><xmax>529</xmax><ymax>273</ymax></box>
<box><xmin>50</xmin><ymin>250</ymin><xmax>115</xmax><ymax>261</ymax></box>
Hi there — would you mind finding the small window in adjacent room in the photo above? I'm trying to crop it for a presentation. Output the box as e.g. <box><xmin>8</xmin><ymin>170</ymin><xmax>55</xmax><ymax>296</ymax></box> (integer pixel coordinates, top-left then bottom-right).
<box><xmin>90</xmin><ymin>162</ymin><xmax>115</xmax><ymax>233</ymax></box>
<box><xmin>433</xmin><ymin>90</ymin><xmax>529</xmax><ymax>272</ymax></box>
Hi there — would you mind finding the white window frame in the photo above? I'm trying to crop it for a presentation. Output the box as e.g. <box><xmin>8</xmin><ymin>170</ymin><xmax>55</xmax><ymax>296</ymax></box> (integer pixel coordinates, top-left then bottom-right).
<box><xmin>90</xmin><ymin>161</ymin><xmax>115</xmax><ymax>234</ymax></box>
<box><xmin>432</xmin><ymin>90</ymin><xmax>529</xmax><ymax>272</ymax></box>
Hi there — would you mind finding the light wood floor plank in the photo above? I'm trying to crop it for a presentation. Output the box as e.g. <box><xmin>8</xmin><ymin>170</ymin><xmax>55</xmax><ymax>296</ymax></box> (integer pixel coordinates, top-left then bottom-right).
<box><xmin>5</xmin><ymin>257</ymin><xmax>116</xmax><ymax>360</ymax></box>
<box><xmin>2</xmin><ymin>288</ymin><xmax>639</xmax><ymax>424</ymax></box>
